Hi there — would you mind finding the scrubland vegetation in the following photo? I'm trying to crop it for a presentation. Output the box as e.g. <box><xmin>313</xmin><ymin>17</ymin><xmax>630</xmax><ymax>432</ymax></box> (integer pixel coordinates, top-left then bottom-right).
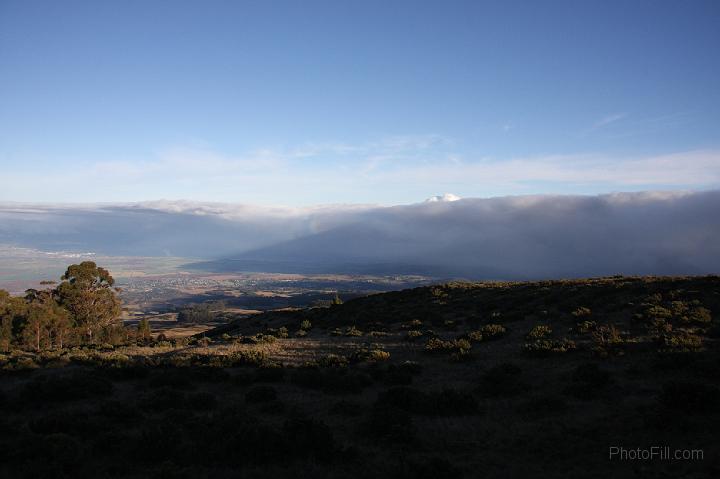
<box><xmin>1</xmin><ymin>268</ymin><xmax>718</xmax><ymax>478</ymax></box>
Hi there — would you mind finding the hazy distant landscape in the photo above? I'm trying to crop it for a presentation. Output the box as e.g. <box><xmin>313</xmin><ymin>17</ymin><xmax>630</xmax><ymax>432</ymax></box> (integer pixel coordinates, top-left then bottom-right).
<box><xmin>3</xmin><ymin>190</ymin><xmax>720</xmax><ymax>281</ymax></box>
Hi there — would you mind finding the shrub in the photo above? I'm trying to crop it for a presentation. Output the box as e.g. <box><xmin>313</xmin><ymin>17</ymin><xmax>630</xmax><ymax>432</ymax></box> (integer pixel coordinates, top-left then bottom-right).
<box><xmin>226</xmin><ymin>349</ymin><xmax>269</xmax><ymax>367</ymax></box>
<box><xmin>402</xmin><ymin>319</ymin><xmax>423</xmax><ymax>329</ymax></box>
<box><xmin>592</xmin><ymin>324</ymin><xmax>623</xmax><ymax>356</ymax></box>
<box><xmin>317</xmin><ymin>354</ymin><xmax>349</xmax><ymax>368</ymax></box>
<box><xmin>686</xmin><ymin>307</ymin><xmax>712</xmax><ymax>324</ymax></box>
<box><xmin>256</xmin><ymin>334</ymin><xmax>277</xmax><ymax>344</ymax></box>
<box><xmin>657</xmin><ymin>331</ymin><xmax>703</xmax><ymax>352</ymax></box>
<box><xmin>647</xmin><ymin>318</ymin><xmax>673</xmax><ymax>337</ymax></box>
<box><xmin>468</xmin><ymin>324</ymin><xmax>507</xmax><ymax>342</ymax></box>
<box><xmin>276</xmin><ymin>327</ymin><xmax>289</xmax><ymax>339</ymax></box>
<box><xmin>523</xmin><ymin>338</ymin><xmax>576</xmax><ymax>355</ymax></box>
<box><xmin>572</xmin><ymin>320</ymin><xmax>597</xmax><ymax>334</ymax></box>
<box><xmin>295</xmin><ymin>329</ymin><xmax>308</xmax><ymax>337</ymax></box>
<box><xmin>467</xmin><ymin>330</ymin><xmax>483</xmax><ymax>342</ymax></box>
<box><xmin>405</xmin><ymin>330</ymin><xmax>424</xmax><ymax>341</ymax></box>
<box><xmin>345</xmin><ymin>326</ymin><xmax>363</xmax><ymax>337</ymax></box>
<box><xmin>670</xmin><ymin>301</ymin><xmax>689</xmax><ymax>318</ymax></box>
<box><xmin>480</xmin><ymin>324</ymin><xmax>506</xmax><ymax>339</ymax></box>
<box><xmin>351</xmin><ymin>348</ymin><xmax>390</xmax><ymax>362</ymax></box>
<box><xmin>526</xmin><ymin>325</ymin><xmax>552</xmax><ymax>339</ymax></box>
<box><xmin>644</xmin><ymin>305</ymin><xmax>672</xmax><ymax>320</ymax></box>
<box><xmin>300</xmin><ymin>320</ymin><xmax>312</xmax><ymax>330</ymax></box>
<box><xmin>424</xmin><ymin>337</ymin><xmax>471</xmax><ymax>355</ymax></box>
<box><xmin>571</xmin><ymin>306</ymin><xmax>592</xmax><ymax>317</ymax></box>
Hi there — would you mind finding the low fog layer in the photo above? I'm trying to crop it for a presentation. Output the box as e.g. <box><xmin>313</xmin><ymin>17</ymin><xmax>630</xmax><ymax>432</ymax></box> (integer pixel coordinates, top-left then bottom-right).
<box><xmin>1</xmin><ymin>191</ymin><xmax>719</xmax><ymax>279</ymax></box>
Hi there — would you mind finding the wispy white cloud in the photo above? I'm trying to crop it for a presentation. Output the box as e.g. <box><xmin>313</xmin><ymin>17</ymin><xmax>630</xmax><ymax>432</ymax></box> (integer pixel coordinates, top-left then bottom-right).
<box><xmin>1</xmin><ymin>135</ymin><xmax>719</xmax><ymax>205</ymax></box>
<box><xmin>593</xmin><ymin>112</ymin><xmax>628</xmax><ymax>129</ymax></box>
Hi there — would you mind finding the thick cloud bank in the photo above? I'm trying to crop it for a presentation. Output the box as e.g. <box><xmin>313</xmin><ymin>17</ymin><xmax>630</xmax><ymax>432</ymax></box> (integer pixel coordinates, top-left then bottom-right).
<box><xmin>1</xmin><ymin>191</ymin><xmax>719</xmax><ymax>279</ymax></box>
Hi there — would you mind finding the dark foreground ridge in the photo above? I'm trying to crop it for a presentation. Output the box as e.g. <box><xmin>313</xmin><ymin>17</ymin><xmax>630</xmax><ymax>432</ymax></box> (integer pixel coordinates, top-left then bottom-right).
<box><xmin>1</xmin><ymin>275</ymin><xmax>719</xmax><ymax>478</ymax></box>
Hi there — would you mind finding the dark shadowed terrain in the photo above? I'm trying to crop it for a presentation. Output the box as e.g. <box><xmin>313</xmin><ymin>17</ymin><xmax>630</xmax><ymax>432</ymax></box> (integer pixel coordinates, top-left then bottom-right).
<box><xmin>1</xmin><ymin>275</ymin><xmax>718</xmax><ymax>478</ymax></box>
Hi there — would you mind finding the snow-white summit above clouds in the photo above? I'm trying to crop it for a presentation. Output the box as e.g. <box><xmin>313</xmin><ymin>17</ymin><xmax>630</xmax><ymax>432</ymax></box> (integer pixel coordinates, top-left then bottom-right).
<box><xmin>425</xmin><ymin>193</ymin><xmax>462</xmax><ymax>203</ymax></box>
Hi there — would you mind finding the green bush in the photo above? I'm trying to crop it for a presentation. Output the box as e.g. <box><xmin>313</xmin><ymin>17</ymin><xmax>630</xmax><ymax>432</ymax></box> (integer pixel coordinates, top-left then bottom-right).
<box><xmin>591</xmin><ymin>324</ymin><xmax>623</xmax><ymax>356</ymax></box>
<box><xmin>526</xmin><ymin>325</ymin><xmax>552</xmax><ymax>339</ymax></box>
<box><xmin>351</xmin><ymin>348</ymin><xmax>390</xmax><ymax>362</ymax></box>
<box><xmin>405</xmin><ymin>330</ymin><xmax>424</xmax><ymax>341</ymax></box>
<box><xmin>345</xmin><ymin>326</ymin><xmax>363</xmax><ymax>337</ymax></box>
<box><xmin>670</xmin><ymin>300</ymin><xmax>689</xmax><ymax>318</ymax></box>
<box><xmin>644</xmin><ymin>305</ymin><xmax>672</xmax><ymax>320</ymax></box>
<box><xmin>424</xmin><ymin>337</ymin><xmax>471</xmax><ymax>354</ymax></box>
<box><xmin>686</xmin><ymin>307</ymin><xmax>712</xmax><ymax>324</ymax></box>
<box><xmin>571</xmin><ymin>306</ymin><xmax>592</xmax><ymax>317</ymax></box>
<box><xmin>572</xmin><ymin>320</ymin><xmax>597</xmax><ymax>334</ymax></box>
<box><xmin>480</xmin><ymin>324</ymin><xmax>506</xmax><ymax>339</ymax></box>
<box><xmin>657</xmin><ymin>331</ymin><xmax>703</xmax><ymax>352</ymax></box>
<box><xmin>317</xmin><ymin>354</ymin><xmax>349</xmax><ymax>368</ymax></box>
<box><xmin>523</xmin><ymin>338</ymin><xmax>576</xmax><ymax>355</ymax></box>
<box><xmin>467</xmin><ymin>324</ymin><xmax>507</xmax><ymax>342</ymax></box>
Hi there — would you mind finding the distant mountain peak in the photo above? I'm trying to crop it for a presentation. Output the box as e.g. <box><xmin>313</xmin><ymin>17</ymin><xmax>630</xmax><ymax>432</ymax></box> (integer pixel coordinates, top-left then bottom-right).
<box><xmin>425</xmin><ymin>193</ymin><xmax>462</xmax><ymax>203</ymax></box>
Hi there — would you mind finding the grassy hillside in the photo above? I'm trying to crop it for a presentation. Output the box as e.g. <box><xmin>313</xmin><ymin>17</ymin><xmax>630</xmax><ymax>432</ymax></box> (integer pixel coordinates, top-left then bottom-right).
<box><xmin>0</xmin><ymin>275</ymin><xmax>718</xmax><ymax>478</ymax></box>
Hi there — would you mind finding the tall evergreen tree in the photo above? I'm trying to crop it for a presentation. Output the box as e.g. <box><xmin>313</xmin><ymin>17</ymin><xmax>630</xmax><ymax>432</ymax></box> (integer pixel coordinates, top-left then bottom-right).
<box><xmin>56</xmin><ymin>262</ymin><xmax>121</xmax><ymax>343</ymax></box>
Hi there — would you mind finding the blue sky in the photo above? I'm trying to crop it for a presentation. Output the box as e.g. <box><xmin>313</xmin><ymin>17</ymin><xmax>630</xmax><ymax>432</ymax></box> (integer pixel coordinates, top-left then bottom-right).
<box><xmin>1</xmin><ymin>0</ymin><xmax>719</xmax><ymax>205</ymax></box>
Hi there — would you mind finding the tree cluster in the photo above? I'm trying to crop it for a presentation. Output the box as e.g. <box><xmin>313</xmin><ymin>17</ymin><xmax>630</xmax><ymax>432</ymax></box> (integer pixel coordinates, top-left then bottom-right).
<box><xmin>0</xmin><ymin>262</ymin><xmax>121</xmax><ymax>351</ymax></box>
